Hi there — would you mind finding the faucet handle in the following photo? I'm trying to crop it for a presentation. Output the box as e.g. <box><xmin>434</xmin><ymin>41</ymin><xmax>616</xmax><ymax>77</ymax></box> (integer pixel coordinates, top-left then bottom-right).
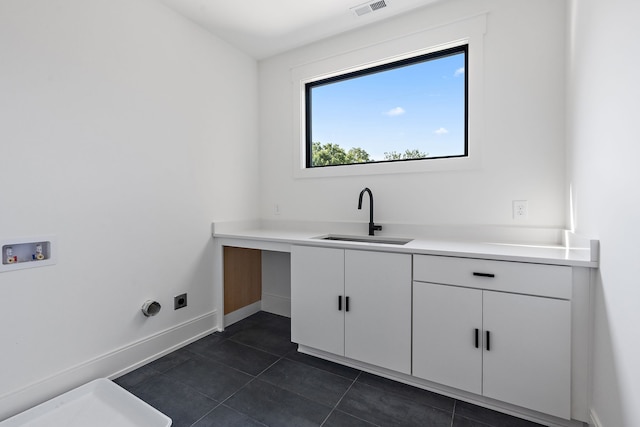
<box><xmin>369</xmin><ymin>223</ymin><xmax>382</xmax><ymax>235</ymax></box>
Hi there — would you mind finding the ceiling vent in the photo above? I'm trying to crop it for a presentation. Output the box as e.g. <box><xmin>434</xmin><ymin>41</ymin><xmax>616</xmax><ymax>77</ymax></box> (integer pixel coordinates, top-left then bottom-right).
<box><xmin>351</xmin><ymin>0</ymin><xmax>388</xmax><ymax>17</ymax></box>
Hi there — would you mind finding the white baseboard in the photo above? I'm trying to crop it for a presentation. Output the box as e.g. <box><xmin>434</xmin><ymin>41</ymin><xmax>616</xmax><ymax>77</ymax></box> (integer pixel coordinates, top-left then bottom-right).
<box><xmin>590</xmin><ymin>408</ymin><xmax>603</xmax><ymax>427</ymax></box>
<box><xmin>222</xmin><ymin>297</ymin><xmax>291</xmax><ymax>329</ymax></box>
<box><xmin>0</xmin><ymin>310</ymin><xmax>217</xmax><ymax>421</ymax></box>
<box><xmin>224</xmin><ymin>301</ymin><xmax>262</xmax><ymax>327</ymax></box>
<box><xmin>261</xmin><ymin>293</ymin><xmax>291</xmax><ymax>318</ymax></box>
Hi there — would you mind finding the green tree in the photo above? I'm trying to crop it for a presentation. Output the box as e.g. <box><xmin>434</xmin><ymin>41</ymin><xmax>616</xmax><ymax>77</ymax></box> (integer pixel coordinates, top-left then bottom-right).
<box><xmin>312</xmin><ymin>142</ymin><xmax>346</xmax><ymax>166</ymax></box>
<box><xmin>383</xmin><ymin>149</ymin><xmax>428</xmax><ymax>161</ymax></box>
<box><xmin>312</xmin><ymin>142</ymin><xmax>426</xmax><ymax>165</ymax></box>
<box><xmin>312</xmin><ymin>142</ymin><xmax>371</xmax><ymax>166</ymax></box>
<box><xmin>383</xmin><ymin>151</ymin><xmax>402</xmax><ymax>160</ymax></box>
<box><xmin>346</xmin><ymin>147</ymin><xmax>371</xmax><ymax>164</ymax></box>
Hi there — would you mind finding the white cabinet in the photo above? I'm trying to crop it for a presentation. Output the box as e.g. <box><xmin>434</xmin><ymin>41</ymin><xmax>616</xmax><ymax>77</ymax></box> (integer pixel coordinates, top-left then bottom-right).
<box><xmin>291</xmin><ymin>245</ymin><xmax>345</xmax><ymax>356</ymax></box>
<box><xmin>483</xmin><ymin>290</ymin><xmax>570</xmax><ymax>418</ymax></box>
<box><xmin>291</xmin><ymin>248</ymin><xmax>575</xmax><ymax>419</ymax></box>
<box><xmin>291</xmin><ymin>245</ymin><xmax>412</xmax><ymax>374</ymax></box>
<box><xmin>412</xmin><ymin>255</ymin><xmax>572</xmax><ymax>419</ymax></box>
<box><xmin>344</xmin><ymin>250</ymin><xmax>412</xmax><ymax>373</ymax></box>
<box><xmin>413</xmin><ymin>282</ymin><xmax>483</xmax><ymax>394</ymax></box>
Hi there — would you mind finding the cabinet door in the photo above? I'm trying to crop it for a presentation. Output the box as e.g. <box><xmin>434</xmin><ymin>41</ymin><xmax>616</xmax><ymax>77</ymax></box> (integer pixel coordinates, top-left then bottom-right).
<box><xmin>483</xmin><ymin>291</ymin><xmax>571</xmax><ymax>419</ymax></box>
<box><xmin>413</xmin><ymin>282</ymin><xmax>483</xmax><ymax>394</ymax></box>
<box><xmin>291</xmin><ymin>246</ymin><xmax>345</xmax><ymax>355</ymax></box>
<box><xmin>344</xmin><ymin>250</ymin><xmax>411</xmax><ymax>374</ymax></box>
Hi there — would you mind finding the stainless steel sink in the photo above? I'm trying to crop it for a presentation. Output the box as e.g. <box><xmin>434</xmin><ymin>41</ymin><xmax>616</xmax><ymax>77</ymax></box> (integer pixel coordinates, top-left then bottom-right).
<box><xmin>314</xmin><ymin>234</ymin><xmax>413</xmax><ymax>245</ymax></box>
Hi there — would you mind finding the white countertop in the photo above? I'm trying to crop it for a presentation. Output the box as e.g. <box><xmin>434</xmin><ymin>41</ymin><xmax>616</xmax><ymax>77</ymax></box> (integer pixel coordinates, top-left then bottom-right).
<box><xmin>212</xmin><ymin>223</ymin><xmax>598</xmax><ymax>268</ymax></box>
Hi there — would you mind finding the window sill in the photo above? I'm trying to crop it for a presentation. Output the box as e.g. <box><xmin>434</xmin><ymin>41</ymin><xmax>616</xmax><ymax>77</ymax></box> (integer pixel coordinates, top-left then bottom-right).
<box><xmin>294</xmin><ymin>154</ymin><xmax>479</xmax><ymax>178</ymax></box>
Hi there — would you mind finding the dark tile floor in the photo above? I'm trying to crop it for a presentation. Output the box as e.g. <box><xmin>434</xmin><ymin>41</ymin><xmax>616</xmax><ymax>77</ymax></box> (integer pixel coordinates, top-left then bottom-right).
<box><xmin>115</xmin><ymin>311</ymin><xmax>544</xmax><ymax>427</ymax></box>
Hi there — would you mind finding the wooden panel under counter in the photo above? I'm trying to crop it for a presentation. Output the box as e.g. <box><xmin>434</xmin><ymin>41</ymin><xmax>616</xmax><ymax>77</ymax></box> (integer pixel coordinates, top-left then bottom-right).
<box><xmin>224</xmin><ymin>246</ymin><xmax>262</xmax><ymax>314</ymax></box>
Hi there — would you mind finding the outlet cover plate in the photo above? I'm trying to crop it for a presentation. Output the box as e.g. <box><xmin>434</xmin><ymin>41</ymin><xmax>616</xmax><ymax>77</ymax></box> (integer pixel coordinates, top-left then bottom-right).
<box><xmin>513</xmin><ymin>200</ymin><xmax>528</xmax><ymax>219</ymax></box>
<box><xmin>174</xmin><ymin>293</ymin><xmax>187</xmax><ymax>310</ymax></box>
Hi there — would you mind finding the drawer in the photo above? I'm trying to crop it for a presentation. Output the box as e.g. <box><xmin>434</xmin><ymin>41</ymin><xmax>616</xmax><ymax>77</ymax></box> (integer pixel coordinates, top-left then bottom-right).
<box><xmin>413</xmin><ymin>255</ymin><xmax>572</xmax><ymax>299</ymax></box>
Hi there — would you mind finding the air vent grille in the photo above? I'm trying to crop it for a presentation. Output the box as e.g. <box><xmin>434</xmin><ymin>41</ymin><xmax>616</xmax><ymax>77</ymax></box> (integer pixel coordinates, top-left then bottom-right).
<box><xmin>369</xmin><ymin>0</ymin><xmax>387</xmax><ymax>11</ymax></box>
<box><xmin>351</xmin><ymin>0</ymin><xmax>388</xmax><ymax>17</ymax></box>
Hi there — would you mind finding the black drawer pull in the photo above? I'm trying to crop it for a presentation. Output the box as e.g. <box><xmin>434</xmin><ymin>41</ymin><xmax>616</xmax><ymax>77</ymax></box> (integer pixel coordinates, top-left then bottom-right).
<box><xmin>473</xmin><ymin>272</ymin><xmax>495</xmax><ymax>278</ymax></box>
<box><xmin>486</xmin><ymin>330</ymin><xmax>491</xmax><ymax>351</ymax></box>
<box><xmin>345</xmin><ymin>296</ymin><xmax>350</xmax><ymax>312</ymax></box>
<box><xmin>474</xmin><ymin>328</ymin><xmax>479</xmax><ymax>348</ymax></box>
<box><xmin>338</xmin><ymin>296</ymin><xmax>342</xmax><ymax>311</ymax></box>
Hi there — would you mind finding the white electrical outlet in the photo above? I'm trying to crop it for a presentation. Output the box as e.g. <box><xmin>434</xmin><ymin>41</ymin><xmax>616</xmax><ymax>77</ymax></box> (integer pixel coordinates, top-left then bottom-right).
<box><xmin>513</xmin><ymin>200</ymin><xmax>528</xmax><ymax>219</ymax></box>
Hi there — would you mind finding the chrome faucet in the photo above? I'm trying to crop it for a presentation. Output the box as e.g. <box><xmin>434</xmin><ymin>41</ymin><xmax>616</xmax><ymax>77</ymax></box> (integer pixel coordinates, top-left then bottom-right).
<box><xmin>358</xmin><ymin>187</ymin><xmax>382</xmax><ymax>236</ymax></box>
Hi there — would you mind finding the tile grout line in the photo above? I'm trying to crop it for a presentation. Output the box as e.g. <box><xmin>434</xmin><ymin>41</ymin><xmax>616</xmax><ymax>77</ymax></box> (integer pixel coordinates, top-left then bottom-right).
<box><xmin>120</xmin><ymin>356</ymin><xmax>221</xmax><ymax>427</ymax></box>
<box><xmin>319</xmin><ymin>371</ymin><xmax>361</xmax><ymax>426</ymax></box>
<box><xmin>188</xmin><ymin>402</ymin><xmax>223</xmax><ymax>427</ymax></box>
<box><xmin>188</xmin><ymin>374</ymin><xmax>261</xmax><ymax>426</ymax></box>
<box><xmin>332</xmin><ymin>372</ymin><xmax>457</xmax><ymax>426</ymax></box>
<box><xmin>188</xmin><ymin>400</ymin><xmax>270</xmax><ymax>427</ymax></box>
<box><xmin>451</xmin><ymin>400</ymin><xmax>457</xmax><ymax>427</ymax></box>
<box><xmin>281</xmin><ymin>352</ymin><xmax>364</xmax><ymax>382</ymax></box>
<box><xmin>139</xmin><ymin>334</ymin><xmax>273</xmax><ymax>427</ymax></box>
<box><xmin>136</xmin><ymin>370</ymin><xmax>224</xmax><ymax>427</ymax></box>
<box><xmin>257</xmin><ymin>351</ymin><xmax>358</xmax><ymax>425</ymax></box>
<box><xmin>227</xmin><ymin>334</ymin><xmax>296</xmax><ymax>359</ymax></box>
<box><xmin>183</xmin><ymin>323</ymin><xmax>306</xmax><ymax>426</ymax></box>
<box><xmin>187</xmin><ymin>350</ymin><xmax>286</xmax><ymax>427</ymax></box>
<box><xmin>318</xmin><ymin>370</ymin><xmax>382</xmax><ymax>427</ymax></box>
<box><xmin>189</xmin><ymin>352</ymin><xmax>289</xmax><ymax>427</ymax></box>
<box><xmin>183</xmin><ymin>332</ymin><xmax>289</xmax><ymax>379</ymax></box>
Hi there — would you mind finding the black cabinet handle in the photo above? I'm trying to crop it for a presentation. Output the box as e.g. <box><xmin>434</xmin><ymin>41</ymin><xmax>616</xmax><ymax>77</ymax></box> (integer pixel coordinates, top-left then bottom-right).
<box><xmin>338</xmin><ymin>296</ymin><xmax>342</xmax><ymax>311</ymax></box>
<box><xmin>473</xmin><ymin>272</ymin><xmax>495</xmax><ymax>278</ymax></box>
<box><xmin>345</xmin><ymin>296</ymin><xmax>350</xmax><ymax>312</ymax></box>
<box><xmin>486</xmin><ymin>330</ymin><xmax>491</xmax><ymax>351</ymax></box>
<box><xmin>474</xmin><ymin>328</ymin><xmax>479</xmax><ymax>348</ymax></box>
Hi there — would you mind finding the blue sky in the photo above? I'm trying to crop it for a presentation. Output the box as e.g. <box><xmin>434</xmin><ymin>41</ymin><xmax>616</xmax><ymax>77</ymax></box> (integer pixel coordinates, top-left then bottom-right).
<box><xmin>310</xmin><ymin>52</ymin><xmax>466</xmax><ymax>161</ymax></box>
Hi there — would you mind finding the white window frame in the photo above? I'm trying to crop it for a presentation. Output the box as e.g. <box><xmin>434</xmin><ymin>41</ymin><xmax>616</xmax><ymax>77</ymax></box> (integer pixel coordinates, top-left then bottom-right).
<box><xmin>291</xmin><ymin>13</ymin><xmax>487</xmax><ymax>178</ymax></box>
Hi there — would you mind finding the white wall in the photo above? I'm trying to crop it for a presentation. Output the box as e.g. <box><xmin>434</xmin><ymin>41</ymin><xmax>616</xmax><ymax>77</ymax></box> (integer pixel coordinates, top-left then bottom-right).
<box><xmin>258</xmin><ymin>0</ymin><xmax>567</xmax><ymax>232</ymax></box>
<box><xmin>0</xmin><ymin>0</ymin><xmax>258</xmax><ymax>417</ymax></box>
<box><xmin>567</xmin><ymin>0</ymin><xmax>640</xmax><ymax>425</ymax></box>
<box><xmin>261</xmin><ymin>251</ymin><xmax>291</xmax><ymax>317</ymax></box>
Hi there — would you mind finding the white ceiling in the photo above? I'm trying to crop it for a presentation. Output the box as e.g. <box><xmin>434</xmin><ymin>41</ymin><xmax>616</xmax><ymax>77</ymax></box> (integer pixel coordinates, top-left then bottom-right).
<box><xmin>157</xmin><ymin>0</ymin><xmax>442</xmax><ymax>59</ymax></box>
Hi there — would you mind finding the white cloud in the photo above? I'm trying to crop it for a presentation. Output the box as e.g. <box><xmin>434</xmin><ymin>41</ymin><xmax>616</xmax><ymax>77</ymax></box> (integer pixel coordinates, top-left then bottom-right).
<box><xmin>434</xmin><ymin>127</ymin><xmax>449</xmax><ymax>135</ymax></box>
<box><xmin>384</xmin><ymin>107</ymin><xmax>405</xmax><ymax>117</ymax></box>
<box><xmin>454</xmin><ymin>67</ymin><xmax>465</xmax><ymax>77</ymax></box>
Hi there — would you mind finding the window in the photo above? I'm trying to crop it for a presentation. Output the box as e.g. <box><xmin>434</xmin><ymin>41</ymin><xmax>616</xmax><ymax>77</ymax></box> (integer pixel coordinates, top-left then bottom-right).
<box><xmin>305</xmin><ymin>45</ymin><xmax>467</xmax><ymax>169</ymax></box>
<box><xmin>291</xmin><ymin>13</ymin><xmax>486</xmax><ymax>178</ymax></box>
